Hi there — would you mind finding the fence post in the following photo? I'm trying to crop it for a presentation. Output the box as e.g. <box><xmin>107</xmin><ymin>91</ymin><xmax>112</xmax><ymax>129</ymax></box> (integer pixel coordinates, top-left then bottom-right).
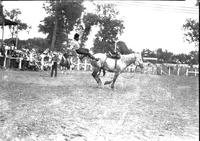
<box><xmin>70</xmin><ymin>58</ymin><xmax>73</xmax><ymax>70</ymax></box>
<box><xmin>77</xmin><ymin>57</ymin><xmax>80</xmax><ymax>71</ymax></box>
<box><xmin>194</xmin><ymin>69</ymin><xmax>197</xmax><ymax>76</ymax></box>
<box><xmin>84</xmin><ymin>59</ymin><xmax>87</xmax><ymax>71</ymax></box>
<box><xmin>177</xmin><ymin>67</ymin><xmax>180</xmax><ymax>76</ymax></box>
<box><xmin>19</xmin><ymin>57</ymin><xmax>22</xmax><ymax>70</ymax></box>
<box><xmin>3</xmin><ymin>49</ymin><xmax>8</xmax><ymax>68</ymax></box>
<box><xmin>186</xmin><ymin>69</ymin><xmax>188</xmax><ymax>76</ymax></box>
<box><xmin>168</xmin><ymin>67</ymin><xmax>171</xmax><ymax>75</ymax></box>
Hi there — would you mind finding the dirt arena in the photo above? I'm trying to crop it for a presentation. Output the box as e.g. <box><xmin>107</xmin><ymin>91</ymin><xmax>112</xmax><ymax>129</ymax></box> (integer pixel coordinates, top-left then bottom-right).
<box><xmin>0</xmin><ymin>70</ymin><xmax>199</xmax><ymax>141</ymax></box>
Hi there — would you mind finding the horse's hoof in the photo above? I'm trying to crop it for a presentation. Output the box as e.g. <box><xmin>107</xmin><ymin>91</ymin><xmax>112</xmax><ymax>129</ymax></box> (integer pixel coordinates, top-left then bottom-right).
<box><xmin>104</xmin><ymin>81</ymin><xmax>111</xmax><ymax>85</ymax></box>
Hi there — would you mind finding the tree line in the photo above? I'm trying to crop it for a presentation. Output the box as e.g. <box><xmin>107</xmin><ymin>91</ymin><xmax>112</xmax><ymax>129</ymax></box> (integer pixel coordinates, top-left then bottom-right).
<box><xmin>141</xmin><ymin>48</ymin><xmax>199</xmax><ymax>65</ymax></box>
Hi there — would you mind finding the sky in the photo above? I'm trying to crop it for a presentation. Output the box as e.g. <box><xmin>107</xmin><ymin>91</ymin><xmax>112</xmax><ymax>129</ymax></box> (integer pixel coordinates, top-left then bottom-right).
<box><xmin>1</xmin><ymin>0</ymin><xmax>199</xmax><ymax>54</ymax></box>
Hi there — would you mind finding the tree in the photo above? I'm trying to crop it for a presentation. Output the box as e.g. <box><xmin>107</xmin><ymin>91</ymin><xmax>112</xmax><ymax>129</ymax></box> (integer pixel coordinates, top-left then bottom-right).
<box><xmin>141</xmin><ymin>49</ymin><xmax>156</xmax><ymax>58</ymax></box>
<box><xmin>189</xmin><ymin>50</ymin><xmax>199</xmax><ymax>65</ymax></box>
<box><xmin>39</xmin><ymin>1</ymin><xmax>84</xmax><ymax>51</ymax></box>
<box><xmin>81</xmin><ymin>3</ymin><xmax>124</xmax><ymax>53</ymax></box>
<box><xmin>174</xmin><ymin>53</ymin><xmax>191</xmax><ymax>64</ymax></box>
<box><xmin>4</xmin><ymin>9</ymin><xmax>31</xmax><ymax>46</ymax></box>
<box><xmin>93</xmin><ymin>18</ymin><xmax>124</xmax><ymax>53</ymax></box>
<box><xmin>80</xmin><ymin>13</ymin><xmax>99</xmax><ymax>47</ymax></box>
<box><xmin>183</xmin><ymin>18</ymin><xmax>199</xmax><ymax>48</ymax></box>
<box><xmin>4</xmin><ymin>37</ymin><xmax>49</xmax><ymax>53</ymax></box>
<box><xmin>156</xmin><ymin>48</ymin><xmax>174</xmax><ymax>63</ymax></box>
<box><xmin>116</xmin><ymin>41</ymin><xmax>132</xmax><ymax>54</ymax></box>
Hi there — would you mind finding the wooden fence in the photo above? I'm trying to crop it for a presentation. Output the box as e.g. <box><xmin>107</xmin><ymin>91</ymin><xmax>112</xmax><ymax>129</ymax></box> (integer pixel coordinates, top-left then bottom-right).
<box><xmin>68</xmin><ymin>57</ymin><xmax>137</xmax><ymax>72</ymax></box>
<box><xmin>0</xmin><ymin>55</ymin><xmax>199</xmax><ymax>77</ymax></box>
<box><xmin>156</xmin><ymin>63</ymin><xmax>199</xmax><ymax>77</ymax></box>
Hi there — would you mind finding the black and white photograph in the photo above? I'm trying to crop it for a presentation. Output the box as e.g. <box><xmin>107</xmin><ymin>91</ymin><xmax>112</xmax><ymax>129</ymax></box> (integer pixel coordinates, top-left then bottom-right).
<box><xmin>0</xmin><ymin>0</ymin><xmax>199</xmax><ymax>141</ymax></box>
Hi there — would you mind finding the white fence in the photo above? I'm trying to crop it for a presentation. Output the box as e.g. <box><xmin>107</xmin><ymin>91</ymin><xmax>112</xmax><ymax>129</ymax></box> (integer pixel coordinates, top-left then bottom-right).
<box><xmin>0</xmin><ymin>55</ymin><xmax>199</xmax><ymax>77</ymax></box>
<box><xmin>158</xmin><ymin>63</ymin><xmax>199</xmax><ymax>77</ymax></box>
<box><xmin>68</xmin><ymin>57</ymin><xmax>137</xmax><ymax>72</ymax></box>
<box><xmin>186</xmin><ymin>69</ymin><xmax>199</xmax><ymax>76</ymax></box>
<box><xmin>0</xmin><ymin>55</ymin><xmax>137</xmax><ymax>72</ymax></box>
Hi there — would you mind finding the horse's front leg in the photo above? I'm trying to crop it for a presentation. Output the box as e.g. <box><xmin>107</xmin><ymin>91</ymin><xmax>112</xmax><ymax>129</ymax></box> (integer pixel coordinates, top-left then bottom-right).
<box><xmin>92</xmin><ymin>68</ymin><xmax>102</xmax><ymax>86</ymax></box>
<box><xmin>111</xmin><ymin>72</ymin><xmax>120</xmax><ymax>89</ymax></box>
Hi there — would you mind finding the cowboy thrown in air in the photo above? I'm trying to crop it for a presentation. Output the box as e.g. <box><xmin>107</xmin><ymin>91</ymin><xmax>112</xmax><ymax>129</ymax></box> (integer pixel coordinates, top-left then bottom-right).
<box><xmin>70</xmin><ymin>33</ymin><xmax>99</xmax><ymax>62</ymax></box>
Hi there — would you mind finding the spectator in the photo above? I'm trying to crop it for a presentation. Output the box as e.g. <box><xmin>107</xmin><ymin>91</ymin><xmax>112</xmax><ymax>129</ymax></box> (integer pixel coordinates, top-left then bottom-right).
<box><xmin>50</xmin><ymin>52</ymin><xmax>59</xmax><ymax>77</ymax></box>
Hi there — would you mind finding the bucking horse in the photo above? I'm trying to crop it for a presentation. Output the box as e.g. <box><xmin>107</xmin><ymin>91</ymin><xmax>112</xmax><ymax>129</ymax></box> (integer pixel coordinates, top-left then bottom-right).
<box><xmin>57</xmin><ymin>48</ymin><xmax>144</xmax><ymax>89</ymax></box>
<box><xmin>90</xmin><ymin>52</ymin><xmax>144</xmax><ymax>89</ymax></box>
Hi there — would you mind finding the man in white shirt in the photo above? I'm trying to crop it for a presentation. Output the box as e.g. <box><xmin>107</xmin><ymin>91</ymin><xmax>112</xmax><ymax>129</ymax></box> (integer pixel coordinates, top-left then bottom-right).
<box><xmin>40</xmin><ymin>53</ymin><xmax>46</xmax><ymax>70</ymax></box>
<box><xmin>70</xmin><ymin>33</ymin><xmax>98</xmax><ymax>61</ymax></box>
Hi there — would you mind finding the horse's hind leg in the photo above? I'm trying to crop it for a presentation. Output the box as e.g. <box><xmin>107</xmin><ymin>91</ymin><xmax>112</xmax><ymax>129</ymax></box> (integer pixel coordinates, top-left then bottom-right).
<box><xmin>92</xmin><ymin>68</ymin><xmax>102</xmax><ymax>86</ymax></box>
<box><xmin>98</xmin><ymin>68</ymin><xmax>106</xmax><ymax>77</ymax></box>
<box><xmin>102</xmin><ymin>69</ymin><xmax>106</xmax><ymax>76</ymax></box>
<box><xmin>111</xmin><ymin>72</ymin><xmax>120</xmax><ymax>89</ymax></box>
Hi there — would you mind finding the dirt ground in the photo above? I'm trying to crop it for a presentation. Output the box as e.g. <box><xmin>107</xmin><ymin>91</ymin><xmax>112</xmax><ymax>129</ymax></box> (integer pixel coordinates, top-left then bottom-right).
<box><xmin>0</xmin><ymin>70</ymin><xmax>199</xmax><ymax>141</ymax></box>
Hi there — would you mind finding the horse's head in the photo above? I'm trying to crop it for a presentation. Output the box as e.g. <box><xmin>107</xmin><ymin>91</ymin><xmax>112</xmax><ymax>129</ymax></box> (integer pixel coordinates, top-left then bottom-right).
<box><xmin>134</xmin><ymin>53</ymin><xmax>144</xmax><ymax>69</ymax></box>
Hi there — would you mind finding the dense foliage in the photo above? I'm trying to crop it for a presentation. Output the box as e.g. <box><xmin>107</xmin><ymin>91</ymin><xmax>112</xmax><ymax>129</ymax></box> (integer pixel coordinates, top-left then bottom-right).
<box><xmin>39</xmin><ymin>1</ymin><xmax>84</xmax><ymax>51</ymax></box>
<box><xmin>183</xmin><ymin>18</ymin><xmax>199</xmax><ymax>48</ymax></box>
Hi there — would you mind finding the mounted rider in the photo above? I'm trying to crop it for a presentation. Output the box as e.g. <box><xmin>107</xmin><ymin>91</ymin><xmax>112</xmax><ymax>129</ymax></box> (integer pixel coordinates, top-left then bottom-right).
<box><xmin>70</xmin><ymin>33</ymin><xmax>99</xmax><ymax>62</ymax></box>
<box><xmin>107</xmin><ymin>41</ymin><xmax>121</xmax><ymax>59</ymax></box>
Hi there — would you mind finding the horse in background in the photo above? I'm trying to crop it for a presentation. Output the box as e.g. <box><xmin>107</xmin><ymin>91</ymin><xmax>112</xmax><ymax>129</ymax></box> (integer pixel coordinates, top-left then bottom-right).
<box><xmin>58</xmin><ymin>52</ymin><xmax>71</xmax><ymax>74</ymax></box>
<box><xmin>90</xmin><ymin>52</ymin><xmax>144</xmax><ymax>89</ymax></box>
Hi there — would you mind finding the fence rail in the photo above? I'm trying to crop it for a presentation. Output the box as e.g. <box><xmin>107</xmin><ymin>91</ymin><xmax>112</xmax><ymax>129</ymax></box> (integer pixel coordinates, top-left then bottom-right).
<box><xmin>157</xmin><ymin>63</ymin><xmax>199</xmax><ymax>77</ymax></box>
<box><xmin>0</xmin><ymin>55</ymin><xmax>199</xmax><ymax>77</ymax></box>
<box><xmin>186</xmin><ymin>69</ymin><xmax>199</xmax><ymax>76</ymax></box>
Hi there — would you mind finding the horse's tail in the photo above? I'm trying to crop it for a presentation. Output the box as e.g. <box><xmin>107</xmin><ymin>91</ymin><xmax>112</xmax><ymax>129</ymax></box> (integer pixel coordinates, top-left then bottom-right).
<box><xmin>102</xmin><ymin>69</ymin><xmax>106</xmax><ymax>76</ymax></box>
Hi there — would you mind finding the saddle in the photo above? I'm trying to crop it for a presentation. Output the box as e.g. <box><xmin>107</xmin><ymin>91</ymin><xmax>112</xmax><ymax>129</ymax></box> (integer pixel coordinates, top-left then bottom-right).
<box><xmin>106</xmin><ymin>51</ymin><xmax>121</xmax><ymax>59</ymax></box>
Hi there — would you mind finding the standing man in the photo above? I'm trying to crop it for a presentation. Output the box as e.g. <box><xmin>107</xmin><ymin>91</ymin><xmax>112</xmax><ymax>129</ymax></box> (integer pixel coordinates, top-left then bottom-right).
<box><xmin>50</xmin><ymin>52</ymin><xmax>59</xmax><ymax>77</ymax></box>
<box><xmin>40</xmin><ymin>53</ymin><xmax>46</xmax><ymax>71</ymax></box>
<box><xmin>70</xmin><ymin>33</ymin><xmax>98</xmax><ymax>61</ymax></box>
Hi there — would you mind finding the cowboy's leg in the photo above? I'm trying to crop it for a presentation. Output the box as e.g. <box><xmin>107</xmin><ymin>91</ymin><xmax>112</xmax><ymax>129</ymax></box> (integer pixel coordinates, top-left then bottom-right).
<box><xmin>79</xmin><ymin>48</ymin><xmax>98</xmax><ymax>60</ymax></box>
<box><xmin>80</xmin><ymin>48</ymin><xmax>97</xmax><ymax>60</ymax></box>
<box><xmin>76</xmin><ymin>48</ymin><xmax>93</xmax><ymax>57</ymax></box>
<box><xmin>87</xmin><ymin>52</ymin><xmax>97</xmax><ymax>60</ymax></box>
<box><xmin>76</xmin><ymin>48</ymin><xmax>86</xmax><ymax>55</ymax></box>
<box><xmin>75</xmin><ymin>48</ymin><xmax>85</xmax><ymax>61</ymax></box>
<box><xmin>54</xmin><ymin>62</ymin><xmax>57</xmax><ymax>77</ymax></box>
